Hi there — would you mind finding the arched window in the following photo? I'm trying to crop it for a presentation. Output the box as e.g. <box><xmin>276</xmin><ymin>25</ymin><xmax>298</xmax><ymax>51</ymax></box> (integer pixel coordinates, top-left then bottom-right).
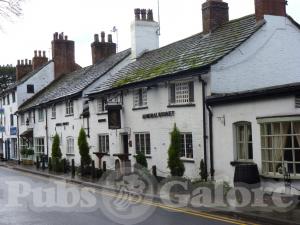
<box><xmin>234</xmin><ymin>122</ymin><xmax>253</xmax><ymax>161</ymax></box>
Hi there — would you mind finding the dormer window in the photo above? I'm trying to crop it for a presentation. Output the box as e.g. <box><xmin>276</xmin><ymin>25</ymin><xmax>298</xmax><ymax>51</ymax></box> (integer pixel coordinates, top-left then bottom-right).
<box><xmin>133</xmin><ymin>88</ymin><xmax>147</xmax><ymax>108</ymax></box>
<box><xmin>169</xmin><ymin>81</ymin><xmax>194</xmax><ymax>105</ymax></box>
<box><xmin>27</xmin><ymin>85</ymin><xmax>34</xmax><ymax>94</ymax></box>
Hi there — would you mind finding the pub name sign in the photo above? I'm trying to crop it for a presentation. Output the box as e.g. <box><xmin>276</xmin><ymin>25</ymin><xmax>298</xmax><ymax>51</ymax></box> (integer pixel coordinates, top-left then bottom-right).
<box><xmin>142</xmin><ymin>111</ymin><xmax>175</xmax><ymax>119</ymax></box>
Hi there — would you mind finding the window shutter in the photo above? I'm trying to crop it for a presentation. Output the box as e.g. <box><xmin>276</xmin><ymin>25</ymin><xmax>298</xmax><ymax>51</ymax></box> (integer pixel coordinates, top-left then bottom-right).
<box><xmin>189</xmin><ymin>81</ymin><xmax>194</xmax><ymax>103</ymax></box>
<box><xmin>170</xmin><ymin>83</ymin><xmax>175</xmax><ymax>104</ymax></box>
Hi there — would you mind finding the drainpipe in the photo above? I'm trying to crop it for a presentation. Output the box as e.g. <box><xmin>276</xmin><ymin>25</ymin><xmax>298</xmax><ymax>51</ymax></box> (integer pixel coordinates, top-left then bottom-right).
<box><xmin>206</xmin><ymin>105</ymin><xmax>215</xmax><ymax>180</ymax></box>
<box><xmin>45</xmin><ymin>108</ymin><xmax>49</xmax><ymax>157</ymax></box>
<box><xmin>17</xmin><ymin>114</ymin><xmax>20</xmax><ymax>163</ymax></box>
<box><xmin>200</xmin><ymin>79</ymin><xmax>208</xmax><ymax>180</ymax></box>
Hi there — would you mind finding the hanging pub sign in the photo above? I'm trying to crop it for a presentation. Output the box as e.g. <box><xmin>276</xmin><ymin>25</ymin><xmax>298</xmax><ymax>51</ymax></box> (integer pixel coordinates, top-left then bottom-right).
<box><xmin>106</xmin><ymin>104</ymin><xmax>122</xmax><ymax>130</ymax></box>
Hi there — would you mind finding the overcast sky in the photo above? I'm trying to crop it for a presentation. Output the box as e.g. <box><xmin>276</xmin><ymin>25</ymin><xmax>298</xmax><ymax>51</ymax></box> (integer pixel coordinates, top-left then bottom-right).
<box><xmin>0</xmin><ymin>0</ymin><xmax>299</xmax><ymax>67</ymax></box>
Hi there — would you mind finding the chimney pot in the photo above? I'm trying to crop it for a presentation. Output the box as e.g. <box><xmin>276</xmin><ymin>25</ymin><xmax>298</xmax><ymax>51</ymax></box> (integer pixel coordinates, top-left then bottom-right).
<box><xmin>54</xmin><ymin>32</ymin><xmax>58</xmax><ymax>40</ymax></box>
<box><xmin>34</xmin><ymin>50</ymin><xmax>37</xmax><ymax>57</ymax></box>
<box><xmin>29</xmin><ymin>60</ymin><xmax>32</xmax><ymax>65</ymax></box>
<box><xmin>43</xmin><ymin>51</ymin><xmax>46</xmax><ymax>57</ymax></box>
<box><xmin>59</xmin><ymin>32</ymin><xmax>64</xmax><ymax>40</ymax></box>
<box><xmin>101</xmin><ymin>31</ymin><xmax>105</xmax><ymax>42</ymax></box>
<box><xmin>65</xmin><ymin>35</ymin><xmax>68</xmax><ymax>40</ymax></box>
<box><xmin>17</xmin><ymin>60</ymin><xmax>20</xmax><ymax>65</ymax></box>
<box><xmin>141</xmin><ymin>9</ymin><xmax>147</xmax><ymax>20</ymax></box>
<box><xmin>94</xmin><ymin>34</ymin><xmax>99</xmax><ymax>42</ymax></box>
<box><xmin>134</xmin><ymin>8</ymin><xmax>141</xmax><ymax>20</ymax></box>
<box><xmin>147</xmin><ymin>9</ymin><xmax>154</xmax><ymax>21</ymax></box>
<box><xmin>108</xmin><ymin>34</ymin><xmax>112</xmax><ymax>43</ymax></box>
<box><xmin>25</xmin><ymin>59</ymin><xmax>28</xmax><ymax>65</ymax></box>
<box><xmin>38</xmin><ymin>50</ymin><xmax>42</xmax><ymax>57</ymax></box>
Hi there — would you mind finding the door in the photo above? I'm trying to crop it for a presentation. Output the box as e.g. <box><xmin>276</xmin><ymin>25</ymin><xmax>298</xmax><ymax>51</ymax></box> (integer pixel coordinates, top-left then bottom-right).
<box><xmin>5</xmin><ymin>140</ymin><xmax>10</xmax><ymax>160</ymax></box>
<box><xmin>122</xmin><ymin>134</ymin><xmax>129</xmax><ymax>155</ymax></box>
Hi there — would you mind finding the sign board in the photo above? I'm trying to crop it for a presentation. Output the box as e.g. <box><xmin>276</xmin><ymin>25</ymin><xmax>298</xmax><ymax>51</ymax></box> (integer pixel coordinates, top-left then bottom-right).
<box><xmin>10</xmin><ymin>127</ymin><xmax>17</xmax><ymax>135</ymax></box>
<box><xmin>107</xmin><ymin>105</ymin><xmax>122</xmax><ymax>130</ymax></box>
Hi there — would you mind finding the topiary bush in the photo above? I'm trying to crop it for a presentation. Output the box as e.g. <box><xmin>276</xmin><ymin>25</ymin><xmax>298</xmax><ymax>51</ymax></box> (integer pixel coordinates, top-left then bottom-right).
<box><xmin>135</xmin><ymin>151</ymin><xmax>148</xmax><ymax>168</ymax></box>
<box><xmin>51</xmin><ymin>134</ymin><xmax>63</xmax><ymax>172</ymax></box>
<box><xmin>78</xmin><ymin>128</ymin><xmax>91</xmax><ymax>176</ymax></box>
<box><xmin>168</xmin><ymin>124</ymin><xmax>185</xmax><ymax>177</ymax></box>
<box><xmin>200</xmin><ymin>159</ymin><xmax>208</xmax><ymax>181</ymax></box>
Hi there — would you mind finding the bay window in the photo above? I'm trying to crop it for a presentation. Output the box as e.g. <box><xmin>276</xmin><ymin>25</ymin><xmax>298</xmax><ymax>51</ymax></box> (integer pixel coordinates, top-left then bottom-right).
<box><xmin>260</xmin><ymin>121</ymin><xmax>300</xmax><ymax>178</ymax></box>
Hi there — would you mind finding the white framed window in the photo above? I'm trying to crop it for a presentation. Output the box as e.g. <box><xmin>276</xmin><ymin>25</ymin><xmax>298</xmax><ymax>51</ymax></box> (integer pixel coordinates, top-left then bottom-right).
<box><xmin>51</xmin><ymin>105</ymin><xmax>56</xmax><ymax>119</ymax></box>
<box><xmin>135</xmin><ymin>133</ymin><xmax>151</xmax><ymax>155</ymax></box>
<box><xmin>38</xmin><ymin>109</ymin><xmax>44</xmax><ymax>122</ymax></box>
<box><xmin>97</xmin><ymin>98</ymin><xmax>107</xmax><ymax>113</ymax></box>
<box><xmin>20</xmin><ymin>114</ymin><xmax>25</xmax><ymax>125</ymax></box>
<box><xmin>234</xmin><ymin>122</ymin><xmax>253</xmax><ymax>161</ymax></box>
<box><xmin>260</xmin><ymin>121</ymin><xmax>300</xmax><ymax>178</ymax></box>
<box><xmin>133</xmin><ymin>88</ymin><xmax>147</xmax><ymax>108</ymax></box>
<box><xmin>34</xmin><ymin>137</ymin><xmax>45</xmax><ymax>155</ymax></box>
<box><xmin>99</xmin><ymin>134</ymin><xmax>109</xmax><ymax>153</ymax></box>
<box><xmin>66</xmin><ymin>137</ymin><xmax>74</xmax><ymax>154</ymax></box>
<box><xmin>66</xmin><ymin>100</ymin><xmax>74</xmax><ymax>116</ymax></box>
<box><xmin>180</xmin><ymin>133</ymin><xmax>193</xmax><ymax>159</ymax></box>
<box><xmin>169</xmin><ymin>81</ymin><xmax>194</xmax><ymax>105</ymax></box>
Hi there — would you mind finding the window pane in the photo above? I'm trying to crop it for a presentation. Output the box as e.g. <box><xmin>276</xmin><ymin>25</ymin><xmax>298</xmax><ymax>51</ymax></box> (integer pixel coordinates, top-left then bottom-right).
<box><xmin>266</xmin><ymin>124</ymin><xmax>272</xmax><ymax>135</ymax></box>
<box><xmin>238</xmin><ymin>143</ymin><xmax>245</xmax><ymax>160</ymax></box>
<box><xmin>275</xmin><ymin>162</ymin><xmax>283</xmax><ymax>174</ymax></box>
<box><xmin>106</xmin><ymin>135</ymin><xmax>109</xmax><ymax>153</ymax></box>
<box><xmin>261</xmin><ymin>137</ymin><xmax>266</xmax><ymax>148</ymax></box>
<box><xmin>140</xmin><ymin>134</ymin><xmax>145</xmax><ymax>154</ymax></box>
<box><xmin>135</xmin><ymin>134</ymin><xmax>140</xmax><ymax>153</ymax></box>
<box><xmin>284</xmin><ymin>149</ymin><xmax>293</xmax><ymax>162</ymax></box>
<box><xmin>247</xmin><ymin>125</ymin><xmax>252</xmax><ymax>142</ymax></box>
<box><xmin>180</xmin><ymin>134</ymin><xmax>185</xmax><ymax>157</ymax></box>
<box><xmin>268</xmin><ymin>163</ymin><xmax>274</xmax><ymax>173</ymax></box>
<box><xmin>282</xmin><ymin>122</ymin><xmax>291</xmax><ymax>135</ymax></box>
<box><xmin>295</xmin><ymin>164</ymin><xmax>300</xmax><ymax>174</ymax></box>
<box><xmin>273</xmin><ymin>149</ymin><xmax>283</xmax><ymax>162</ymax></box>
<box><xmin>248</xmin><ymin>142</ymin><xmax>253</xmax><ymax>160</ymax></box>
<box><xmin>146</xmin><ymin>133</ymin><xmax>151</xmax><ymax>155</ymax></box>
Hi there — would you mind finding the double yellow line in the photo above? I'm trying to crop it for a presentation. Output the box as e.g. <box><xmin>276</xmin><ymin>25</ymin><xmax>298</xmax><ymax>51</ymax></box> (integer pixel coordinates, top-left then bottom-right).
<box><xmin>98</xmin><ymin>190</ymin><xmax>259</xmax><ymax>225</ymax></box>
<box><xmin>6</xmin><ymin>168</ymin><xmax>259</xmax><ymax>225</ymax></box>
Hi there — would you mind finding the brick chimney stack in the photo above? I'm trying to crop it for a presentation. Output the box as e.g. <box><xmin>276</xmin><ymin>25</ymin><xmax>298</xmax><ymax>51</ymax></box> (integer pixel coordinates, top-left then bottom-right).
<box><xmin>202</xmin><ymin>0</ymin><xmax>229</xmax><ymax>34</ymax></box>
<box><xmin>52</xmin><ymin>32</ymin><xmax>76</xmax><ymax>79</ymax></box>
<box><xmin>32</xmin><ymin>50</ymin><xmax>48</xmax><ymax>70</ymax></box>
<box><xmin>131</xmin><ymin>8</ymin><xmax>159</xmax><ymax>60</ymax></box>
<box><xmin>16</xmin><ymin>59</ymin><xmax>33</xmax><ymax>81</ymax></box>
<box><xmin>255</xmin><ymin>0</ymin><xmax>287</xmax><ymax>22</ymax></box>
<box><xmin>91</xmin><ymin>31</ymin><xmax>117</xmax><ymax>64</ymax></box>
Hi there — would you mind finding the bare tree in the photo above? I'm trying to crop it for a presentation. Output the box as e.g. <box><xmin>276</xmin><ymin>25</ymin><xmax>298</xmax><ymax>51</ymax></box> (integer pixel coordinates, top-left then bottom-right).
<box><xmin>0</xmin><ymin>0</ymin><xmax>24</xmax><ymax>21</ymax></box>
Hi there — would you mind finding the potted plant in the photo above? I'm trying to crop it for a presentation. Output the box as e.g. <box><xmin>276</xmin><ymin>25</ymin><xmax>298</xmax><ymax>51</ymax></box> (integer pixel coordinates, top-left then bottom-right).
<box><xmin>21</xmin><ymin>148</ymin><xmax>34</xmax><ymax>165</ymax></box>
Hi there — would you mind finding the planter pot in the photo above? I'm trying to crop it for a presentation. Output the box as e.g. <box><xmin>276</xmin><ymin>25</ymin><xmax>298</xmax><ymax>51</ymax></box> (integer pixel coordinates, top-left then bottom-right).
<box><xmin>22</xmin><ymin>159</ymin><xmax>34</xmax><ymax>165</ymax></box>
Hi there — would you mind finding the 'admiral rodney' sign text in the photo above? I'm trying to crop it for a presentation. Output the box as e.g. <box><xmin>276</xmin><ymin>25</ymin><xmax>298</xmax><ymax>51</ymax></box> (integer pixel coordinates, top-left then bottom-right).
<box><xmin>143</xmin><ymin>111</ymin><xmax>175</xmax><ymax>119</ymax></box>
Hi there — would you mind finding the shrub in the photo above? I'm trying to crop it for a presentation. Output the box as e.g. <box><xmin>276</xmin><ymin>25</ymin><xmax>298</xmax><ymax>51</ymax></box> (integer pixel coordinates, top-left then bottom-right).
<box><xmin>200</xmin><ymin>159</ymin><xmax>208</xmax><ymax>181</ymax></box>
<box><xmin>51</xmin><ymin>134</ymin><xmax>62</xmax><ymax>159</ymax></box>
<box><xmin>168</xmin><ymin>124</ymin><xmax>185</xmax><ymax>177</ymax></box>
<box><xmin>135</xmin><ymin>151</ymin><xmax>148</xmax><ymax>168</ymax></box>
<box><xmin>78</xmin><ymin>128</ymin><xmax>91</xmax><ymax>167</ymax></box>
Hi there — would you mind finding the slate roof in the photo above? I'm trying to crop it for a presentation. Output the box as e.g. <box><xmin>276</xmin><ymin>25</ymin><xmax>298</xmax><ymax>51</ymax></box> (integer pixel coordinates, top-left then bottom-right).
<box><xmin>19</xmin><ymin>49</ymin><xmax>131</xmax><ymax>111</ymax></box>
<box><xmin>207</xmin><ymin>82</ymin><xmax>300</xmax><ymax>106</ymax></box>
<box><xmin>1</xmin><ymin>61</ymin><xmax>53</xmax><ymax>95</ymax></box>
<box><xmin>88</xmin><ymin>14</ymin><xmax>264</xmax><ymax>95</ymax></box>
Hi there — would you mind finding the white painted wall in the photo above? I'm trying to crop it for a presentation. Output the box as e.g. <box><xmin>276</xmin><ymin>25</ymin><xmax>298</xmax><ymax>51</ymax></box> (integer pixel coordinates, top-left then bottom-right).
<box><xmin>89</xmin><ymin>76</ymin><xmax>205</xmax><ymax>179</ymax></box>
<box><xmin>212</xmin><ymin>95</ymin><xmax>300</xmax><ymax>193</ymax></box>
<box><xmin>17</xmin><ymin>62</ymin><xmax>54</xmax><ymax>106</ymax></box>
<box><xmin>211</xmin><ymin>16</ymin><xmax>300</xmax><ymax>93</ymax></box>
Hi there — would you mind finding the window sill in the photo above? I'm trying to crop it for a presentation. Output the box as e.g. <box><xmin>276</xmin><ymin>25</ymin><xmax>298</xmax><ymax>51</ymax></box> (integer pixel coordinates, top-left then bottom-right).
<box><xmin>51</xmin><ymin>117</ymin><xmax>56</xmax><ymax>120</ymax></box>
<box><xmin>230</xmin><ymin>160</ymin><xmax>254</xmax><ymax>166</ymax></box>
<box><xmin>134</xmin><ymin>154</ymin><xmax>152</xmax><ymax>159</ymax></box>
<box><xmin>65</xmin><ymin>114</ymin><xmax>74</xmax><ymax>117</ymax></box>
<box><xmin>97</xmin><ymin>112</ymin><xmax>108</xmax><ymax>116</ymax></box>
<box><xmin>260</xmin><ymin>174</ymin><xmax>300</xmax><ymax>180</ymax></box>
<box><xmin>167</xmin><ymin>103</ymin><xmax>195</xmax><ymax>108</ymax></box>
<box><xmin>66</xmin><ymin>153</ymin><xmax>75</xmax><ymax>156</ymax></box>
<box><xmin>132</xmin><ymin>106</ymin><xmax>148</xmax><ymax>111</ymax></box>
<box><xmin>181</xmin><ymin>158</ymin><xmax>194</xmax><ymax>163</ymax></box>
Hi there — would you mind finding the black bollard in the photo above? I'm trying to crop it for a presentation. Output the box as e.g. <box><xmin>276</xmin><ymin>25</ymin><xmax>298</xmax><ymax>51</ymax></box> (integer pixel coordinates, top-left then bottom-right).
<box><xmin>103</xmin><ymin>161</ymin><xmax>106</xmax><ymax>172</ymax></box>
<box><xmin>92</xmin><ymin>160</ymin><xmax>95</xmax><ymax>179</ymax></box>
<box><xmin>48</xmin><ymin>157</ymin><xmax>52</xmax><ymax>171</ymax></box>
<box><xmin>36</xmin><ymin>156</ymin><xmax>40</xmax><ymax>169</ymax></box>
<box><xmin>152</xmin><ymin>165</ymin><xmax>157</xmax><ymax>178</ymax></box>
<box><xmin>71</xmin><ymin>159</ymin><xmax>75</xmax><ymax>178</ymax></box>
<box><xmin>42</xmin><ymin>155</ymin><xmax>45</xmax><ymax>170</ymax></box>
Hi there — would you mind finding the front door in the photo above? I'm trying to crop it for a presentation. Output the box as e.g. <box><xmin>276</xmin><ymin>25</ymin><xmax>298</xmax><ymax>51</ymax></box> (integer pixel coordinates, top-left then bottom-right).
<box><xmin>5</xmin><ymin>140</ymin><xmax>10</xmax><ymax>160</ymax></box>
<box><xmin>122</xmin><ymin>134</ymin><xmax>129</xmax><ymax>155</ymax></box>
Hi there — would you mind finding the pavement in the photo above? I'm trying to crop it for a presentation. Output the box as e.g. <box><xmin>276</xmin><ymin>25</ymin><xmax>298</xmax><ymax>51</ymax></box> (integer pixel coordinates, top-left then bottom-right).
<box><xmin>1</xmin><ymin>162</ymin><xmax>300</xmax><ymax>225</ymax></box>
